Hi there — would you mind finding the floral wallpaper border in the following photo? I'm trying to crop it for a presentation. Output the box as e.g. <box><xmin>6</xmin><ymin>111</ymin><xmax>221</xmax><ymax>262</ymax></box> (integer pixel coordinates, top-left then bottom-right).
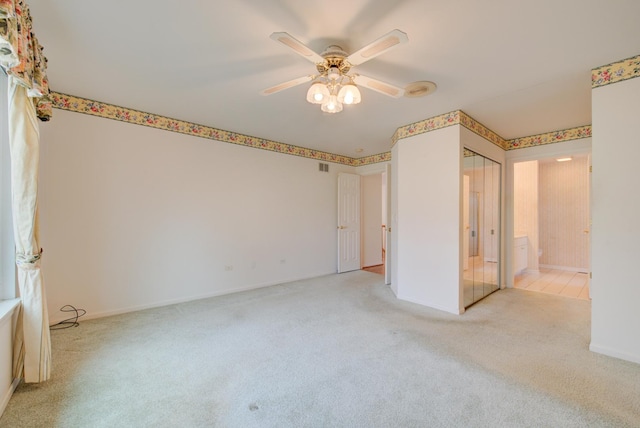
<box><xmin>507</xmin><ymin>125</ymin><xmax>592</xmax><ymax>150</ymax></box>
<box><xmin>50</xmin><ymin>91</ymin><xmax>592</xmax><ymax>167</ymax></box>
<box><xmin>592</xmin><ymin>54</ymin><xmax>640</xmax><ymax>88</ymax></box>
<box><xmin>48</xmin><ymin>91</ymin><xmax>372</xmax><ymax>167</ymax></box>
<box><xmin>459</xmin><ymin>112</ymin><xmax>509</xmax><ymax>150</ymax></box>
<box><xmin>391</xmin><ymin>110</ymin><xmax>509</xmax><ymax>150</ymax></box>
<box><xmin>355</xmin><ymin>152</ymin><xmax>392</xmax><ymax>165</ymax></box>
<box><xmin>391</xmin><ymin>110</ymin><xmax>460</xmax><ymax>146</ymax></box>
<box><xmin>391</xmin><ymin>110</ymin><xmax>591</xmax><ymax>152</ymax></box>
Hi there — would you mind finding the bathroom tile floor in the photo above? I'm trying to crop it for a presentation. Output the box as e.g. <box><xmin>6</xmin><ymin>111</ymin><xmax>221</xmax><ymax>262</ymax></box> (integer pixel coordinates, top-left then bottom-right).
<box><xmin>365</xmin><ymin>262</ymin><xmax>590</xmax><ymax>301</ymax></box>
<box><xmin>514</xmin><ymin>267</ymin><xmax>590</xmax><ymax>300</ymax></box>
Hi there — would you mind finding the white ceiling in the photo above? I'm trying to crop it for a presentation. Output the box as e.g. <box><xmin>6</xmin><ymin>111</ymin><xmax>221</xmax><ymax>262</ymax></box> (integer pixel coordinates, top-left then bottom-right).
<box><xmin>27</xmin><ymin>0</ymin><xmax>640</xmax><ymax>158</ymax></box>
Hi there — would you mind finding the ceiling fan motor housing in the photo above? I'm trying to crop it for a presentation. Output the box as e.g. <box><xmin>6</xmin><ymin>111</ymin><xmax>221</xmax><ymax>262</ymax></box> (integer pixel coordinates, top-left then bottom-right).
<box><xmin>316</xmin><ymin>45</ymin><xmax>351</xmax><ymax>75</ymax></box>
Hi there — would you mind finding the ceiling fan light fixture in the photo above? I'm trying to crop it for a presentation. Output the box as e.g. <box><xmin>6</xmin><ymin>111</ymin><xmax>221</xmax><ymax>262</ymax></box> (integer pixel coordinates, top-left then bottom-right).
<box><xmin>327</xmin><ymin>66</ymin><xmax>341</xmax><ymax>81</ymax></box>
<box><xmin>321</xmin><ymin>95</ymin><xmax>343</xmax><ymax>113</ymax></box>
<box><xmin>338</xmin><ymin>83</ymin><xmax>361</xmax><ymax>105</ymax></box>
<box><xmin>307</xmin><ymin>82</ymin><xmax>330</xmax><ymax>104</ymax></box>
<box><xmin>264</xmin><ymin>30</ymin><xmax>410</xmax><ymax>114</ymax></box>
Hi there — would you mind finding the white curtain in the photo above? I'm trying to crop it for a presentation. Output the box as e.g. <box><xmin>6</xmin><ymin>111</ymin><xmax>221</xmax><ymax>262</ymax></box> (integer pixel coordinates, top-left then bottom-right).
<box><xmin>2</xmin><ymin>0</ymin><xmax>53</xmax><ymax>383</ymax></box>
<box><xmin>8</xmin><ymin>75</ymin><xmax>51</xmax><ymax>382</ymax></box>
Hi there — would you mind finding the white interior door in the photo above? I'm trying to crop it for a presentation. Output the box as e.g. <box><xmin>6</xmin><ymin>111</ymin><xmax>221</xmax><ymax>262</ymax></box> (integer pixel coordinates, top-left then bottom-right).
<box><xmin>337</xmin><ymin>173</ymin><xmax>361</xmax><ymax>273</ymax></box>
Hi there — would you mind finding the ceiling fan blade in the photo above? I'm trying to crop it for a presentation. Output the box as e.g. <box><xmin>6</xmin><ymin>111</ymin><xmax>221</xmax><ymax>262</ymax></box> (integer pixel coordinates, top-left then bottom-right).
<box><xmin>353</xmin><ymin>75</ymin><xmax>404</xmax><ymax>98</ymax></box>
<box><xmin>346</xmin><ymin>29</ymin><xmax>408</xmax><ymax>66</ymax></box>
<box><xmin>260</xmin><ymin>75</ymin><xmax>313</xmax><ymax>96</ymax></box>
<box><xmin>270</xmin><ymin>32</ymin><xmax>325</xmax><ymax>64</ymax></box>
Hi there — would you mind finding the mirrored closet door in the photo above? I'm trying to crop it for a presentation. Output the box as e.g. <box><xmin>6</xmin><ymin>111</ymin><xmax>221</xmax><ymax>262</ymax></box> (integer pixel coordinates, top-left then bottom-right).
<box><xmin>463</xmin><ymin>149</ymin><xmax>501</xmax><ymax>307</ymax></box>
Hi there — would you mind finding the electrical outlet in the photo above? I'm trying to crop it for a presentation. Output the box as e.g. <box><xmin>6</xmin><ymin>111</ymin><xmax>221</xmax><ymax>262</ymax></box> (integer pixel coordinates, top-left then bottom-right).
<box><xmin>280</xmin><ymin>259</ymin><xmax>286</xmax><ymax>264</ymax></box>
<box><xmin>224</xmin><ymin>265</ymin><xmax>233</xmax><ymax>271</ymax></box>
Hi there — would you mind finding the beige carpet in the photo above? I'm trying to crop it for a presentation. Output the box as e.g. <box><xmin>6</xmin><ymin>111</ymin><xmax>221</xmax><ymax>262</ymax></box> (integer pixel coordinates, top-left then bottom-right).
<box><xmin>2</xmin><ymin>271</ymin><xmax>639</xmax><ymax>427</ymax></box>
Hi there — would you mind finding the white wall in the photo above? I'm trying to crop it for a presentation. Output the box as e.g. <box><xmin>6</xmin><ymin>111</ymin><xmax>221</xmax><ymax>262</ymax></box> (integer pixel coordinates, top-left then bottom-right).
<box><xmin>355</xmin><ymin>161</ymin><xmax>388</xmax><ymax>176</ymax></box>
<box><xmin>513</xmin><ymin>161</ymin><xmax>539</xmax><ymax>272</ymax></box>
<box><xmin>591</xmin><ymin>76</ymin><xmax>640</xmax><ymax>364</ymax></box>
<box><xmin>392</xmin><ymin>125</ymin><xmax>461</xmax><ymax>313</ymax></box>
<box><xmin>39</xmin><ymin>110</ymin><xmax>355</xmax><ymax>322</ymax></box>
<box><xmin>361</xmin><ymin>174</ymin><xmax>382</xmax><ymax>267</ymax></box>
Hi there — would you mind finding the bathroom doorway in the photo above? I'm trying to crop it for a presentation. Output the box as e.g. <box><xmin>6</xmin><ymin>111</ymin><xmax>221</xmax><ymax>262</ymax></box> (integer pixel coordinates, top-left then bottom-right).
<box><xmin>512</xmin><ymin>154</ymin><xmax>591</xmax><ymax>299</ymax></box>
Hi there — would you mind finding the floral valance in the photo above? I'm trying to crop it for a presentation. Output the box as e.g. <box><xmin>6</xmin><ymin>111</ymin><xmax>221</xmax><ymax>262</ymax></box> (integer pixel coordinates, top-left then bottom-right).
<box><xmin>0</xmin><ymin>0</ymin><xmax>51</xmax><ymax>120</ymax></box>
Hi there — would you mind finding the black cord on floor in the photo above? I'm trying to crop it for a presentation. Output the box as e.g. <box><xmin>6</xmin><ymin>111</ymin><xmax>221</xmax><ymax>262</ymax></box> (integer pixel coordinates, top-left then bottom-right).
<box><xmin>49</xmin><ymin>305</ymin><xmax>86</xmax><ymax>330</ymax></box>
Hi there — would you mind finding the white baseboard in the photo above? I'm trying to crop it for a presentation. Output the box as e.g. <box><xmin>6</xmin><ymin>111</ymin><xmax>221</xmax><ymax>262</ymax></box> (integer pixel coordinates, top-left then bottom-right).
<box><xmin>389</xmin><ymin>284</ymin><xmax>399</xmax><ymax>298</ymax></box>
<box><xmin>539</xmin><ymin>264</ymin><xmax>589</xmax><ymax>273</ymax></box>
<box><xmin>49</xmin><ymin>271</ymin><xmax>336</xmax><ymax>324</ymax></box>
<box><xmin>396</xmin><ymin>293</ymin><xmax>462</xmax><ymax>315</ymax></box>
<box><xmin>589</xmin><ymin>343</ymin><xmax>640</xmax><ymax>365</ymax></box>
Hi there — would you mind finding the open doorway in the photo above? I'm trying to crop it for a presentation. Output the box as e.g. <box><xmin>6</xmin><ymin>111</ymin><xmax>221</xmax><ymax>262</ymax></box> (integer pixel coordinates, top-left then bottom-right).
<box><xmin>512</xmin><ymin>154</ymin><xmax>590</xmax><ymax>300</ymax></box>
<box><xmin>361</xmin><ymin>172</ymin><xmax>386</xmax><ymax>276</ymax></box>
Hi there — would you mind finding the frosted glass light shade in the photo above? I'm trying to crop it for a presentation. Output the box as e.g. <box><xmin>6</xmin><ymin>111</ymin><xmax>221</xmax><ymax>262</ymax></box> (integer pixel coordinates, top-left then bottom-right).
<box><xmin>306</xmin><ymin>82</ymin><xmax>330</xmax><ymax>104</ymax></box>
<box><xmin>321</xmin><ymin>95</ymin><xmax>343</xmax><ymax>113</ymax></box>
<box><xmin>337</xmin><ymin>83</ymin><xmax>361</xmax><ymax>105</ymax></box>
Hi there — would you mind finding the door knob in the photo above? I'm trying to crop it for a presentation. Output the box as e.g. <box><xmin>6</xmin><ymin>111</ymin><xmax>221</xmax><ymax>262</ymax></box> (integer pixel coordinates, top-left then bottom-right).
<box><xmin>337</xmin><ymin>226</ymin><xmax>346</xmax><ymax>230</ymax></box>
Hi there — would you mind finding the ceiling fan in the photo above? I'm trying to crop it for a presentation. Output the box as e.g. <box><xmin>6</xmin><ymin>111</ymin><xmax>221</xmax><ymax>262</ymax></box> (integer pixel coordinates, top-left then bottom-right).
<box><xmin>261</xmin><ymin>29</ymin><xmax>409</xmax><ymax>113</ymax></box>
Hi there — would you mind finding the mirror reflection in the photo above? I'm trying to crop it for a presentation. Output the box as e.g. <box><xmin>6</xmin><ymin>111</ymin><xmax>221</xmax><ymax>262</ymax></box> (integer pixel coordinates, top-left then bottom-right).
<box><xmin>463</xmin><ymin>149</ymin><xmax>501</xmax><ymax>307</ymax></box>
